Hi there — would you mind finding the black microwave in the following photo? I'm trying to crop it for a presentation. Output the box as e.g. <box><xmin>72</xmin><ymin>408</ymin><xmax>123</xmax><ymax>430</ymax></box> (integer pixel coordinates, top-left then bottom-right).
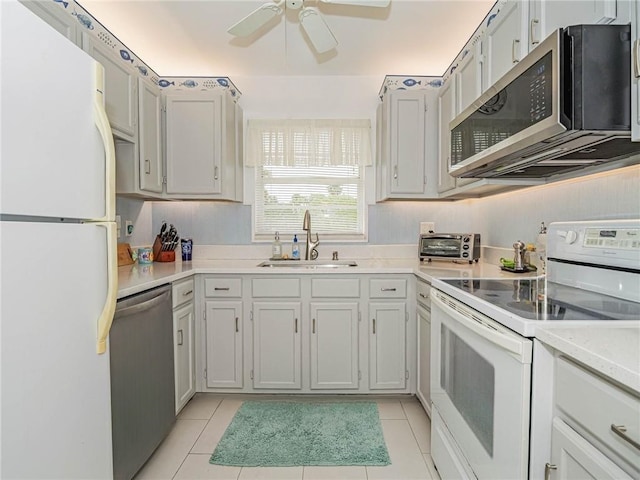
<box><xmin>449</xmin><ymin>24</ymin><xmax>638</xmax><ymax>179</ymax></box>
<box><xmin>419</xmin><ymin>233</ymin><xmax>480</xmax><ymax>263</ymax></box>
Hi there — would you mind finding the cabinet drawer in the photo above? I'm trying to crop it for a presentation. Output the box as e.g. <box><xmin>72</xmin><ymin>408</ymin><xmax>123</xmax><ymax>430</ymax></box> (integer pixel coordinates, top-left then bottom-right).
<box><xmin>172</xmin><ymin>277</ymin><xmax>194</xmax><ymax>308</ymax></box>
<box><xmin>311</xmin><ymin>278</ymin><xmax>360</xmax><ymax>298</ymax></box>
<box><xmin>369</xmin><ymin>278</ymin><xmax>407</xmax><ymax>298</ymax></box>
<box><xmin>252</xmin><ymin>278</ymin><xmax>300</xmax><ymax>298</ymax></box>
<box><xmin>556</xmin><ymin>356</ymin><xmax>640</xmax><ymax>470</ymax></box>
<box><xmin>416</xmin><ymin>279</ymin><xmax>431</xmax><ymax>307</ymax></box>
<box><xmin>204</xmin><ymin>278</ymin><xmax>242</xmax><ymax>298</ymax></box>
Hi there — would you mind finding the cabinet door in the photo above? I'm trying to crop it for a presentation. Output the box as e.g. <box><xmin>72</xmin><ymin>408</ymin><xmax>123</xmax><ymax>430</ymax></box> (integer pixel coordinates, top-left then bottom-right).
<box><xmin>205</xmin><ymin>301</ymin><xmax>243</xmax><ymax>389</ymax></box>
<box><xmin>21</xmin><ymin>1</ymin><xmax>79</xmax><ymax>44</ymax></box>
<box><xmin>165</xmin><ymin>93</ymin><xmax>222</xmax><ymax>195</ymax></box>
<box><xmin>82</xmin><ymin>33</ymin><xmax>137</xmax><ymax>139</ymax></box>
<box><xmin>174</xmin><ymin>302</ymin><xmax>196</xmax><ymax>413</ymax></box>
<box><xmin>138</xmin><ymin>77</ymin><xmax>163</xmax><ymax>193</ymax></box>
<box><xmin>437</xmin><ymin>80</ymin><xmax>457</xmax><ymax>193</ymax></box>
<box><xmin>456</xmin><ymin>41</ymin><xmax>483</xmax><ymax>114</ymax></box>
<box><xmin>416</xmin><ymin>305</ymin><xmax>431</xmax><ymax>416</ymax></box>
<box><xmin>483</xmin><ymin>0</ymin><xmax>528</xmax><ymax>91</ymax></box>
<box><xmin>310</xmin><ymin>302</ymin><xmax>359</xmax><ymax>390</ymax></box>
<box><xmin>389</xmin><ymin>92</ymin><xmax>426</xmax><ymax>194</ymax></box>
<box><xmin>252</xmin><ymin>302</ymin><xmax>302</xmax><ymax>389</ymax></box>
<box><xmin>529</xmin><ymin>0</ymin><xmax>620</xmax><ymax>49</ymax></box>
<box><xmin>632</xmin><ymin>0</ymin><xmax>640</xmax><ymax>141</ymax></box>
<box><xmin>369</xmin><ymin>302</ymin><xmax>406</xmax><ymax>390</ymax></box>
<box><xmin>550</xmin><ymin>418</ymin><xmax>632</xmax><ymax>479</ymax></box>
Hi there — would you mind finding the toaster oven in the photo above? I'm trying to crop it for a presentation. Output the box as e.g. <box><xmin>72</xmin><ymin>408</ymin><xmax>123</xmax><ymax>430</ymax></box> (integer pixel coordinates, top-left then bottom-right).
<box><xmin>419</xmin><ymin>233</ymin><xmax>480</xmax><ymax>263</ymax></box>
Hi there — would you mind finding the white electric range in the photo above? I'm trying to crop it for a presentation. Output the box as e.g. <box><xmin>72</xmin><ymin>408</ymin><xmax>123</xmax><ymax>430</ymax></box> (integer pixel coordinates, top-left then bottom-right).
<box><xmin>429</xmin><ymin>219</ymin><xmax>640</xmax><ymax>480</ymax></box>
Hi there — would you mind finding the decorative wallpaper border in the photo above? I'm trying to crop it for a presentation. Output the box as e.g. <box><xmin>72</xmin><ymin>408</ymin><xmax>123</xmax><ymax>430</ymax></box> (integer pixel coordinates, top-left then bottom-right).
<box><xmin>48</xmin><ymin>0</ymin><xmax>241</xmax><ymax>99</ymax></box>
<box><xmin>378</xmin><ymin>76</ymin><xmax>444</xmax><ymax>99</ymax></box>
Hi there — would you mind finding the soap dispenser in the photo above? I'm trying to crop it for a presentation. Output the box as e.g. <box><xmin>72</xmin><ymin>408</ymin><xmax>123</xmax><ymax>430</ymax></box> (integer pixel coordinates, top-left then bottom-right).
<box><xmin>292</xmin><ymin>234</ymin><xmax>300</xmax><ymax>260</ymax></box>
<box><xmin>536</xmin><ymin>222</ymin><xmax>548</xmax><ymax>273</ymax></box>
<box><xmin>272</xmin><ymin>232</ymin><xmax>282</xmax><ymax>259</ymax></box>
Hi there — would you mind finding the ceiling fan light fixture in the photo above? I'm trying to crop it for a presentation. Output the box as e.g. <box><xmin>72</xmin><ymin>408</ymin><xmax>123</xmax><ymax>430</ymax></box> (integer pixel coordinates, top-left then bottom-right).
<box><xmin>227</xmin><ymin>2</ymin><xmax>283</xmax><ymax>37</ymax></box>
<box><xmin>299</xmin><ymin>7</ymin><xmax>338</xmax><ymax>54</ymax></box>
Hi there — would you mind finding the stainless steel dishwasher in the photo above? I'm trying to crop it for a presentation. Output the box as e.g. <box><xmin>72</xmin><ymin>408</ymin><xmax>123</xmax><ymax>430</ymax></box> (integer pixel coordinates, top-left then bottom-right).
<box><xmin>110</xmin><ymin>284</ymin><xmax>175</xmax><ymax>480</ymax></box>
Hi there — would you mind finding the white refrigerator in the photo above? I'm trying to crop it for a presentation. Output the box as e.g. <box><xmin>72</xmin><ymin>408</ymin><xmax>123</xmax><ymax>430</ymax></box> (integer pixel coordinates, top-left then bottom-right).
<box><xmin>1</xmin><ymin>1</ymin><xmax>118</xmax><ymax>478</ymax></box>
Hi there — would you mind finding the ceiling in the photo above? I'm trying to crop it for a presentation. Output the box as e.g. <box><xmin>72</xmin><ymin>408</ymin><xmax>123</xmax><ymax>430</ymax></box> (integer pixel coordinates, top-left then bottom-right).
<box><xmin>78</xmin><ymin>0</ymin><xmax>495</xmax><ymax>78</ymax></box>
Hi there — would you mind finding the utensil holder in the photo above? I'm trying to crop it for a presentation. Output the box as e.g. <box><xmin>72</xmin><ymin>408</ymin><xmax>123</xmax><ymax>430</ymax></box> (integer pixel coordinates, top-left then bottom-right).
<box><xmin>153</xmin><ymin>236</ymin><xmax>175</xmax><ymax>263</ymax></box>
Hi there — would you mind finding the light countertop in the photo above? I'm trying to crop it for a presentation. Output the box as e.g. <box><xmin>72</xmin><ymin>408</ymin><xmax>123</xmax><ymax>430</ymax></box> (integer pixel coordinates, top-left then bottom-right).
<box><xmin>536</xmin><ymin>323</ymin><xmax>640</xmax><ymax>395</ymax></box>
<box><xmin>117</xmin><ymin>257</ymin><xmax>525</xmax><ymax>299</ymax></box>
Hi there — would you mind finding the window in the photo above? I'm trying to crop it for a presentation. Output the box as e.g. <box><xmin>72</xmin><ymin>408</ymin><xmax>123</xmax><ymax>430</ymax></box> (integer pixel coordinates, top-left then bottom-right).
<box><xmin>247</xmin><ymin>119</ymin><xmax>371</xmax><ymax>240</ymax></box>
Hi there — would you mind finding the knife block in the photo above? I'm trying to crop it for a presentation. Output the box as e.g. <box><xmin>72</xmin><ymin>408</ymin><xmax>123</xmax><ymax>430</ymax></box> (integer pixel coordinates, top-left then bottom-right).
<box><xmin>152</xmin><ymin>236</ymin><xmax>176</xmax><ymax>263</ymax></box>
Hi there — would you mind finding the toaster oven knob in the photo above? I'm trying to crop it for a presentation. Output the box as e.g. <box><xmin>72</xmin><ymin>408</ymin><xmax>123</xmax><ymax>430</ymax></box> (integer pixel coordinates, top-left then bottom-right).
<box><xmin>463</xmin><ymin>244</ymin><xmax>469</xmax><ymax>250</ymax></box>
<box><xmin>462</xmin><ymin>252</ymin><xmax>469</xmax><ymax>258</ymax></box>
<box><xmin>463</xmin><ymin>236</ymin><xmax>470</xmax><ymax>243</ymax></box>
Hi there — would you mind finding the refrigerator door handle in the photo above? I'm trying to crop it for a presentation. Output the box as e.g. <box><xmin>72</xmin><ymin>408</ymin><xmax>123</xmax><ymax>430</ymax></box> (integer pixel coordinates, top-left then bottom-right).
<box><xmin>96</xmin><ymin>222</ymin><xmax>118</xmax><ymax>354</ymax></box>
<box><xmin>93</xmin><ymin>62</ymin><xmax>116</xmax><ymax>222</ymax></box>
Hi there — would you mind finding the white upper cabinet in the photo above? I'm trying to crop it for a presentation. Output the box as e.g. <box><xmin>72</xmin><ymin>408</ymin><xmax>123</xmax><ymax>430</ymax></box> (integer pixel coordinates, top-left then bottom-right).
<box><xmin>483</xmin><ymin>0</ymin><xmax>528</xmax><ymax>92</ymax></box>
<box><xmin>82</xmin><ymin>33</ymin><xmax>138</xmax><ymax>140</ymax></box>
<box><xmin>437</xmin><ymin>80</ymin><xmax>457</xmax><ymax>194</ymax></box>
<box><xmin>529</xmin><ymin>0</ymin><xmax>625</xmax><ymax>50</ymax></box>
<box><xmin>377</xmin><ymin>89</ymin><xmax>439</xmax><ymax>199</ymax></box>
<box><xmin>455</xmin><ymin>40</ymin><xmax>484</xmax><ymax>114</ymax></box>
<box><xmin>138</xmin><ymin>78</ymin><xmax>163</xmax><ymax>193</ymax></box>
<box><xmin>165</xmin><ymin>92</ymin><xmax>241</xmax><ymax>200</ymax></box>
<box><xmin>21</xmin><ymin>1</ymin><xmax>79</xmax><ymax>45</ymax></box>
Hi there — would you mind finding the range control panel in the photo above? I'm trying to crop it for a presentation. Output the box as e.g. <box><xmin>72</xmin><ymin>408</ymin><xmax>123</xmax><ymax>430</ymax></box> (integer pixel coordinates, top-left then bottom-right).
<box><xmin>584</xmin><ymin>228</ymin><xmax>640</xmax><ymax>250</ymax></box>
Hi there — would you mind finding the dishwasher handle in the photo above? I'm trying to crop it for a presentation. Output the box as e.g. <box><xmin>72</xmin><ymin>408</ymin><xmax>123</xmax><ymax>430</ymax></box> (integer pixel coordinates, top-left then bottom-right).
<box><xmin>116</xmin><ymin>289</ymin><xmax>171</xmax><ymax>319</ymax></box>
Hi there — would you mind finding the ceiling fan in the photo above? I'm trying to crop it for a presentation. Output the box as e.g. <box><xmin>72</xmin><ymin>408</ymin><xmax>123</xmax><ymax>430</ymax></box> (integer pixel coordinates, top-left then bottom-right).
<box><xmin>227</xmin><ymin>0</ymin><xmax>391</xmax><ymax>54</ymax></box>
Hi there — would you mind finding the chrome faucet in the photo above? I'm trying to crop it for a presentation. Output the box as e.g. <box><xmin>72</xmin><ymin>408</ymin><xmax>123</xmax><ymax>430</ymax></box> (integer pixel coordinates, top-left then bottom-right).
<box><xmin>302</xmin><ymin>210</ymin><xmax>319</xmax><ymax>260</ymax></box>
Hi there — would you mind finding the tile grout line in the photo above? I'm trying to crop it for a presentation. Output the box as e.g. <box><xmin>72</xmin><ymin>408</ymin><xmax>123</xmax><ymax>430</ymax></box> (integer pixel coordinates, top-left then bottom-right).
<box><xmin>400</xmin><ymin>401</ymin><xmax>434</xmax><ymax>477</ymax></box>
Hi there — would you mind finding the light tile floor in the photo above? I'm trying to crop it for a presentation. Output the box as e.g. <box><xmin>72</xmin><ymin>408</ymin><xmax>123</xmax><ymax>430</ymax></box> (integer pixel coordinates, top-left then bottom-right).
<box><xmin>135</xmin><ymin>394</ymin><xmax>441</xmax><ymax>480</ymax></box>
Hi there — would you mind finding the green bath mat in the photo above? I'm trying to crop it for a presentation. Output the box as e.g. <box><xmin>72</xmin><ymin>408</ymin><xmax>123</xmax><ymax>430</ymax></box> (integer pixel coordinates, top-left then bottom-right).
<box><xmin>209</xmin><ymin>401</ymin><xmax>391</xmax><ymax>467</ymax></box>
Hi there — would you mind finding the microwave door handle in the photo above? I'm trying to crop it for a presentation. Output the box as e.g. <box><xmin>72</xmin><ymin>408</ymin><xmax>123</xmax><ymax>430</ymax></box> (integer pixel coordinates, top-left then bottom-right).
<box><xmin>432</xmin><ymin>291</ymin><xmax>529</xmax><ymax>361</ymax></box>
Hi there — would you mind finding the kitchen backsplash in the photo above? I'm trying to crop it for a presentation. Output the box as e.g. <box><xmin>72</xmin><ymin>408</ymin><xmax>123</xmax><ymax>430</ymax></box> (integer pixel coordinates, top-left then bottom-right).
<box><xmin>117</xmin><ymin>165</ymin><xmax>639</xmax><ymax>250</ymax></box>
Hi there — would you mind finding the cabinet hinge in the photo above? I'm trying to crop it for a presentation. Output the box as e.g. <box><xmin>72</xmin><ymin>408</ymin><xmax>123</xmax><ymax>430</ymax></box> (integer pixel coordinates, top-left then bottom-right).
<box><xmin>405</xmin><ymin>311</ymin><xmax>409</xmax><ymax>322</ymax></box>
<box><xmin>250</xmin><ymin>370</ymin><xmax>254</xmax><ymax>380</ymax></box>
<box><xmin>203</xmin><ymin>309</ymin><xmax>206</xmax><ymax>321</ymax></box>
<box><xmin>204</xmin><ymin>368</ymin><xmax>207</xmax><ymax>379</ymax></box>
<box><xmin>424</xmin><ymin>103</ymin><xmax>428</xmax><ymax>112</ymax></box>
<box><xmin>250</xmin><ymin>311</ymin><xmax>253</xmax><ymax>321</ymax></box>
<box><xmin>358</xmin><ymin>311</ymin><xmax>361</xmax><ymax>322</ymax></box>
<box><xmin>405</xmin><ymin>370</ymin><xmax>409</xmax><ymax>380</ymax></box>
<box><xmin>162</xmin><ymin>176</ymin><xmax>167</xmax><ymax>185</ymax></box>
<box><xmin>358</xmin><ymin>370</ymin><xmax>362</xmax><ymax>380</ymax></box>
<box><xmin>423</xmin><ymin>176</ymin><xmax>427</xmax><ymax>185</ymax></box>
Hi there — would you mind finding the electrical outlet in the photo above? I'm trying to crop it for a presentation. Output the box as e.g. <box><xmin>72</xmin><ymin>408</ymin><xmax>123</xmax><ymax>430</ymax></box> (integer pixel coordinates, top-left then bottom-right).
<box><xmin>116</xmin><ymin>215</ymin><xmax>121</xmax><ymax>239</ymax></box>
<box><xmin>125</xmin><ymin>220</ymin><xmax>134</xmax><ymax>237</ymax></box>
<box><xmin>420</xmin><ymin>222</ymin><xmax>435</xmax><ymax>234</ymax></box>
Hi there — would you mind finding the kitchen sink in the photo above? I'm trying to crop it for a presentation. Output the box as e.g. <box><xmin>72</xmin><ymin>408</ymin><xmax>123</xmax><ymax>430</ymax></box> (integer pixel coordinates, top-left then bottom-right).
<box><xmin>257</xmin><ymin>260</ymin><xmax>358</xmax><ymax>268</ymax></box>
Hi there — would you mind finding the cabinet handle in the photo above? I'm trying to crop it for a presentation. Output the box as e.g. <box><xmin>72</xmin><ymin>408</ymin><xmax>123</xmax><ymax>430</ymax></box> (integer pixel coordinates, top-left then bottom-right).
<box><xmin>312</xmin><ymin>318</ymin><xmax>316</xmax><ymax>334</ymax></box>
<box><xmin>372</xmin><ymin>318</ymin><xmax>376</xmax><ymax>334</ymax></box>
<box><xmin>544</xmin><ymin>463</ymin><xmax>557</xmax><ymax>480</ymax></box>
<box><xmin>214</xmin><ymin>287</ymin><xmax>230</xmax><ymax>291</ymax></box>
<box><xmin>512</xmin><ymin>39</ymin><xmax>520</xmax><ymax>63</ymax></box>
<box><xmin>177</xmin><ymin>329</ymin><xmax>184</xmax><ymax>346</ymax></box>
<box><xmin>235</xmin><ymin>317</ymin><xmax>239</xmax><ymax>333</ymax></box>
<box><xmin>530</xmin><ymin>18</ymin><xmax>540</xmax><ymax>45</ymax></box>
<box><xmin>145</xmin><ymin>158</ymin><xmax>151</xmax><ymax>174</ymax></box>
<box><xmin>214</xmin><ymin>166</ymin><xmax>219</xmax><ymax>181</ymax></box>
<box><xmin>295</xmin><ymin>318</ymin><xmax>298</xmax><ymax>333</ymax></box>
<box><xmin>418</xmin><ymin>292</ymin><xmax>428</xmax><ymax>298</ymax></box>
<box><xmin>381</xmin><ymin>287</ymin><xmax>397</xmax><ymax>292</ymax></box>
<box><xmin>611</xmin><ymin>424</ymin><xmax>640</xmax><ymax>451</ymax></box>
<box><xmin>183</xmin><ymin>289</ymin><xmax>193</xmax><ymax>296</ymax></box>
<box><xmin>634</xmin><ymin>39</ymin><xmax>640</xmax><ymax>78</ymax></box>
<box><xmin>393</xmin><ymin>165</ymin><xmax>398</xmax><ymax>179</ymax></box>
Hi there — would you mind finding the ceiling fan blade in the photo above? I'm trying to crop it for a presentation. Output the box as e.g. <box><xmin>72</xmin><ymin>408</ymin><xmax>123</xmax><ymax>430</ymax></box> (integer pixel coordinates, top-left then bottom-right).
<box><xmin>319</xmin><ymin>0</ymin><xmax>390</xmax><ymax>7</ymax></box>
<box><xmin>299</xmin><ymin>7</ymin><xmax>338</xmax><ymax>54</ymax></box>
<box><xmin>227</xmin><ymin>2</ymin><xmax>283</xmax><ymax>37</ymax></box>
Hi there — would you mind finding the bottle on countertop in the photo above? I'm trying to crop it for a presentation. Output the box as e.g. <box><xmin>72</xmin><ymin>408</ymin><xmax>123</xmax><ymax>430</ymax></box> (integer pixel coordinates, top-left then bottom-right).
<box><xmin>292</xmin><ymin>234</ymin><xmax>300</xmax><ymax>260</ymax></box>
<box><xmin>536</xmin><ymin>222</ymin><xmax>548</xmax><ymax>273</ymax></box>
<box><xmin>272</xmin><ymin>231</ymin><xmax>282</xmax><ymax>259</ymax></box>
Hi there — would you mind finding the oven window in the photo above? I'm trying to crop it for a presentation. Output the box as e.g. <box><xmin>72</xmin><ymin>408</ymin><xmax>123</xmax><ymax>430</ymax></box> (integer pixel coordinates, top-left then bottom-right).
<box><xmin>441</xmin><ymin>324</ymin><xmax>495</xmax><ymax>456</ymax></box>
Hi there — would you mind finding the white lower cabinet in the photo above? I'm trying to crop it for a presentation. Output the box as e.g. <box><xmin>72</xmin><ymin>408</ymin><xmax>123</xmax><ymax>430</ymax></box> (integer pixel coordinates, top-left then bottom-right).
<box><xmin>252</xmin><ymin>301</ymin><xmax>302</xmax><ymax>389</ymax></box>
<box><xmin>202</xmin><ymin>277</ymin><xmax>243</xmax><ymax>389</ymax></box>
<box><xmin>310</xmin><ymin>302</ymin><xmax>359</xmax><ymax>390</ymax></box>
<box><xmin>198</xmin><ymin>274</ymin><xmax>412</xmax><ymax>394</ymax></box>
<box><xmin>369</xmin><ymin>302</ymin><xmax>407</xmax><ymax>390</ymax></box>
<box><xmin>204</xmin><ymin>301</ymin><xmax>243</xmax><ymax>388</ymax></box>
<box><xmin>416</xmin><ymin>279</ymin><xmax>431</xmax><ymax>416</ymax></box>
<box><xmin>172</xmin><ymin>277</ymin><xmax>196</xmax><ymax>414</ymax></box>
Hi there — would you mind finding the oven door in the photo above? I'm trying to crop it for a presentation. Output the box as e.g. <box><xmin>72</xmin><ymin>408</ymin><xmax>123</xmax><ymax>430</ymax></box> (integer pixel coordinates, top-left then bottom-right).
<box><xmin>430</xmin><ymin>289</ymin><xmax>533</xmax><ymax>480</ymax></box>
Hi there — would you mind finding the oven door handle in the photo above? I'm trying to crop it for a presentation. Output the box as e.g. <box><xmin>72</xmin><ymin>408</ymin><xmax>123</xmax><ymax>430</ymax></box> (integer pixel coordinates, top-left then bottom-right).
<box><xmin>432</xmin><ymin>290</ymin><xmax>531</xmax><ymax>361</ymax></box>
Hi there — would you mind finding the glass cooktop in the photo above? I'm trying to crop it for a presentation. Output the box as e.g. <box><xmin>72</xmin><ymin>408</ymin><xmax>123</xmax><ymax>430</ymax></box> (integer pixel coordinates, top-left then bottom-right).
<box><xmin>441</xmin><ymin>278</ymin><xmax>640</xmax><ymax>321</ymax></box>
